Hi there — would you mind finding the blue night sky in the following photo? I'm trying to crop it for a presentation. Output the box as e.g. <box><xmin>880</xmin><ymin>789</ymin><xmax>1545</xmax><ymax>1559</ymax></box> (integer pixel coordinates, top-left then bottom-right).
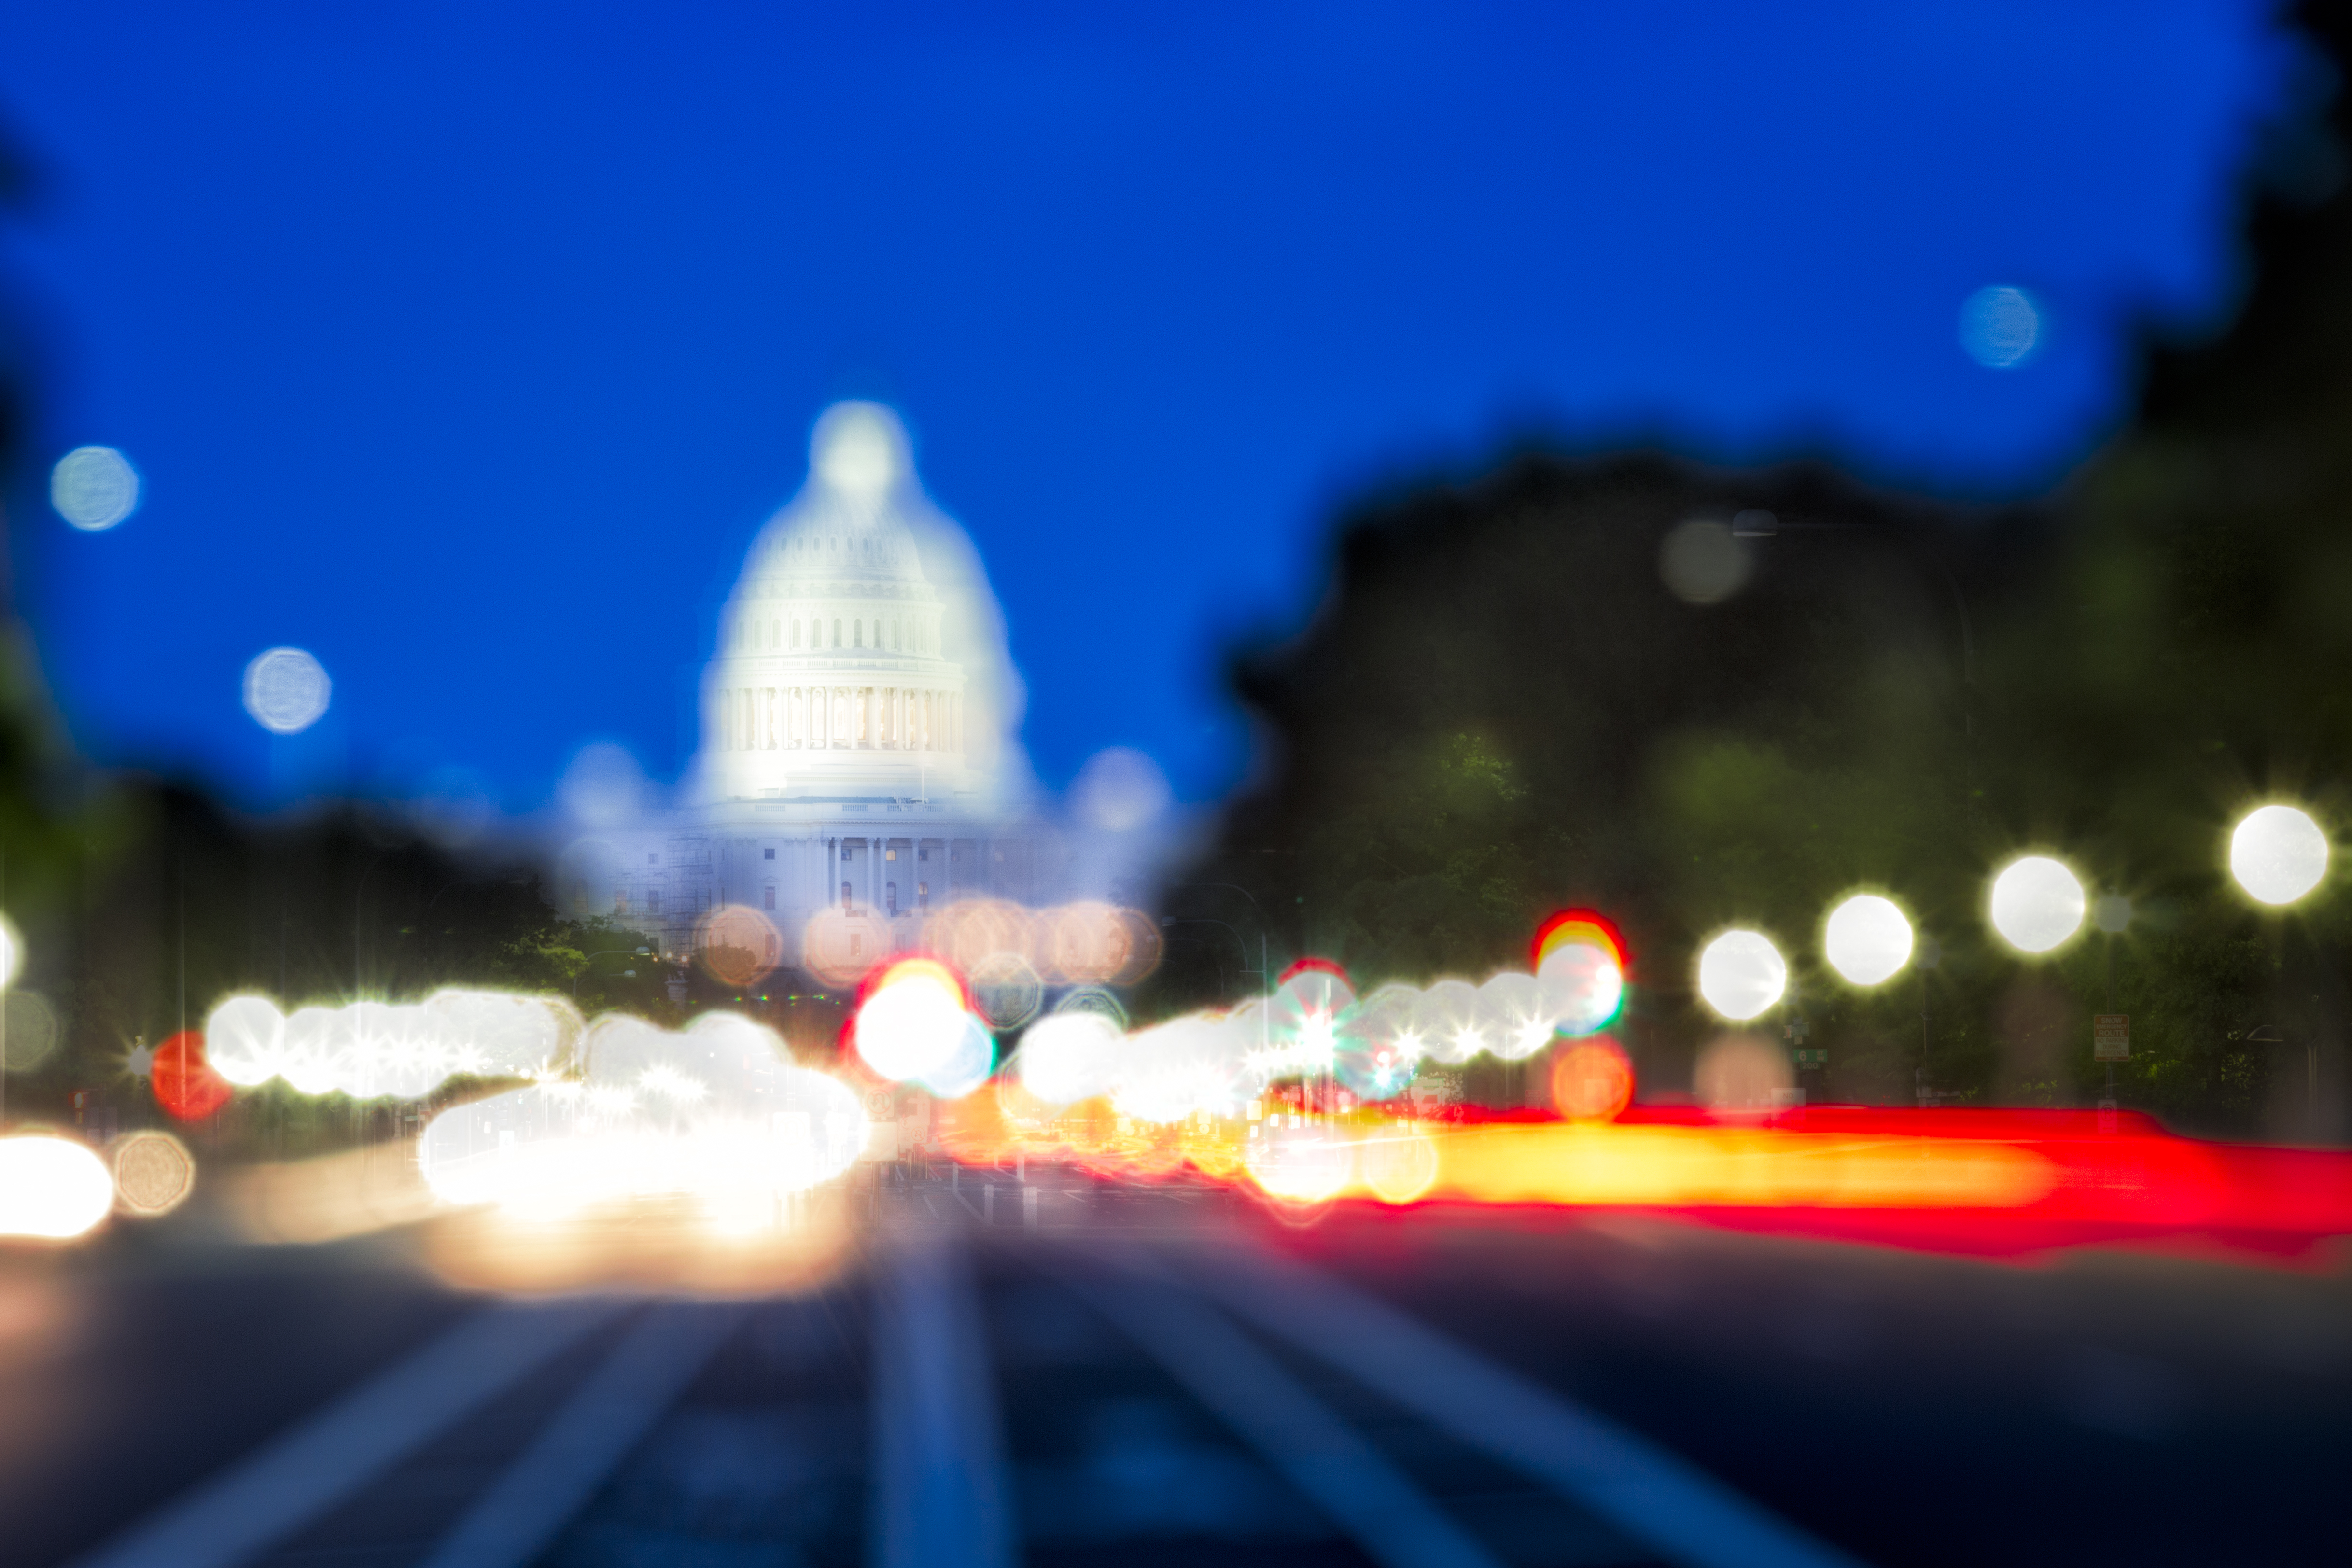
<box><xmin>0</xmin><ymin>2</ymin><xmax>2305</xmax><ymax>815</ymax></box>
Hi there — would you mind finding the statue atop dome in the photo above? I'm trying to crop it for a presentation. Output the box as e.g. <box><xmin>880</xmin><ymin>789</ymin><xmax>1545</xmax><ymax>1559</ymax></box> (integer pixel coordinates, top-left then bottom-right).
<box><xmin>812</xmin><ymin>401</ymin><xmax>904</xmax><ymax>495</ymax></box>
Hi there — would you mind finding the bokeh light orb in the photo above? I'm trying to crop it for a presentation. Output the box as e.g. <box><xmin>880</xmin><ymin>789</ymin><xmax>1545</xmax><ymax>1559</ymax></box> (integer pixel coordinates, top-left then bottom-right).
<box><xmin>1695</xmin><ymin>930</ymin><xmax>1786</xmax><ymax>1022</ymax></box>
<box><xmin>152</xmin><ymin>1030</ymin><xmax>234</xmax><ymax>1121</ymax></box>
<box><xmin>111</xmin><ymin>1130</ymin><xmax>196</xmax><ymax>1217</ymax></box>
<box><xmin>1016</xmin><ymin>1009</ymin><xmax>1124</xmax><ymax>1106</ymax></box>
<box><xmin>1069</xmin><ymin>747</ymin><xmax>1173</xmax><ymax>833</ymax></box>
<box><xmin>967</xmin><ymin>952</ymin><xmax>1043</xmax><ymax>1030</ymax></box>
<box><xmin>2230</xmin><ymin>804</ymin><xmax>2329</xmax><ymax>906</ymax></box>
<box><xmin>1694</xmin><ymin>1032</ymin><xmax>1794</xmax><ymax>1109</ymax></box>
<box><xmin>1550</xmin><ymin>1036</ymin><xmax>1634</xmax><ymax>1122</ymax></box>
<box><xmin>1</xmin><ymin>990</ymin><xmax>58</xmax><ymax>1073</ymax></box>
<box><xmin>1822</xmin><ymin>894</ymin><xmax>1913</xmax><ymax>986</ymax></box>
<box><xmin>1537</xmin><ymin>939</ymin><xmax>1623</xmax><ymax>1036</ymax></box>
<box><xmin>242</xmin><ymin>647</ymin><xmax>332</xmax><ymax>735</ymax></box>
<box><xmin>916</xmin><ymin>1012</ymin><xmax>996</xmax><ymax>1100</ymax></box>
<box><xmin>854</xmin><ymin>960</ymin><xmax>968</xmax><ymax>1083</ymax></box>
<box><xmin>1054</xmin><ymin>984</ymin><xmax>1129</xmax><ymax>1030</ymax></box>
<box><xmin>698</xmin><ymin>904</ymin><xmax>781</xmax><ymax>987</ymax></box>
<box><xmin>1959</xmin><ymin>285</ymin><xmax>2041</xmax><ymax>369</ymax></box>
<box><xmin>1357</xmin><ymin>1128</ymin><xmax>1440</xmax><ymax>1205</ymax></box>
<box><xmin>1414</xmin><ymin>978</ymin><xmax>1485</xmax><ymax>1065</ymax></box>
<box><xmin>51</xmin><ymin>446</ymin><xmax>140</xmax><ymax>531</ymax></box>
<box><xmin>0</xmin><ymin>1136</ymin><xmax>115</xmax><ymax>1239</ymax></box>
<box><xmin>1988</xmin><ymin>855</ymin><xmax>2086</xmax><ymax>954</ymax></box>
<box><xmin>1334</xmin><ymin>983</ymin><xmax>1423</xmax><ymax>1102</ymax></box>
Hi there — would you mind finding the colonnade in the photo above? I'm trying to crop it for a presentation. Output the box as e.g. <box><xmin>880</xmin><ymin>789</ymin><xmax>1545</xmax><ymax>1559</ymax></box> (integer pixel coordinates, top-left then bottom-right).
<box><xmin>823</xmin><ymin>836</ymin><xmax>1007</xmax><ymax>916</ymax></box>
<box><xmin>715</xmin><ymin>686</ymin><xmax>960</xmax><ymax>753</ymax></box>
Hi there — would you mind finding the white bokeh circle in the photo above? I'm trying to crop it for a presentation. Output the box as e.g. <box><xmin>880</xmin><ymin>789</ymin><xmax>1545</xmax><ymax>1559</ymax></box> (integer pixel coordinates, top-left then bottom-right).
<box><xmin>2230</xmin><ymin>805</ymin><xmax>2329</xmax><ymax>906</ymax></box>
<box><xmin>1988</xmin><ymin>855</ymin><xmax>2086</xmax><ymax>954</ymax></box>
<box><xmin>243</xmin><ymin>648</ymin><xmax>332</xmax><ymax>734</ymax></box>
<box><xmin>1696</xmin><ymin>929</ymin><xmax>1787</xmax><ymax>1022</ymax></box>
<box><xmin>1823</xmin><ymin>894</ymin><xmax>1913</xmax><ymax>986</ymax></box>
<box><xmin>51</xmin><ymin>446</ymin><xmax>140</xmax><ymax>531</ymax></box>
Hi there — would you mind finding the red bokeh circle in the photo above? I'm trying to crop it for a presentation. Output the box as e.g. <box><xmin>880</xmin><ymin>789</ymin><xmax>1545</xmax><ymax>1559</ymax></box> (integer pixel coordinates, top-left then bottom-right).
<box><xmin>152</xmin><ymin>1030</ymin><xmax>234</xmax><ymax>1122</ymax></box>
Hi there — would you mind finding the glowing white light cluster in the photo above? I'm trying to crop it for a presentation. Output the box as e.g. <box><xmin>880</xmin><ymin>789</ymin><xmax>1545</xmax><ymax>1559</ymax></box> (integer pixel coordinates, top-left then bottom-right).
<box><xmin>420</xmin><ymin>1011</ymin><xmax>868</xmax><ymax>1223</ymax></box>
<box><xmin>1016</xmin><ymin>947</ymin><xmax>1622</xmax><ymax>1123</ymax></box>
<box><xmin>1014</xmin><ymin>1009</ymin><xmax>1127</xmax><ymax>1106</ymax></box>
<box><xmin>0</xmin><ymin>1136</ymin><xmax>115</xmax><ymax>1239</ymax></box>
<box><xmin>854</xmin><ymin>960</ymin><xmax>996</xmax><ymax>1098</ymax></box>
<box><xmin>207</xmin><ymin>990</ymin><xmax>582</xmax><ymax>1099</ymax></box>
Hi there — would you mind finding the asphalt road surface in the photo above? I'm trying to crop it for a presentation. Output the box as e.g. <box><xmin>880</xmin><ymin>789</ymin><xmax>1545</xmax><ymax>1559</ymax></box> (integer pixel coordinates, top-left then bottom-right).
<box><xmin>4</xmin><ymin>1163</ymin><xmax>2348</xmax><ymax>1568</ymax></box>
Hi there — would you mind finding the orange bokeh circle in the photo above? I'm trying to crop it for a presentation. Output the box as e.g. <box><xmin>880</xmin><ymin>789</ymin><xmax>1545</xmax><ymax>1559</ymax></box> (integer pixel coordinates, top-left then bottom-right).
<box><xmin>1551</xmin><ymin>1036</ymin><xmax>1634</xmax><ymax>1123</ymax></box>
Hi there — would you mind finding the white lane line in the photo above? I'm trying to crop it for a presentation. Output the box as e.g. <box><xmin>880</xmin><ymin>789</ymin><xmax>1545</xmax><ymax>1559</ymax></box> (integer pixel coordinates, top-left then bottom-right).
<box><xmin>1183</xmin><ymin>1244</ymin><xmax>1870</xmax><ymax>1568</ymax></box>
<box><xmin>68</xmin><ymin>1297</ymin><xmax>625</xmax><ymax>1568</ymax></box>
<box><xmin>871</xmin><ymin>1234</ymin><xmax>1017</xmax><ymax>1568</ymax></box>
<box><xmin>1071</xmin><ymin>1256</ymin><xmax>1507</xmax><ymax>1568</ymax></box>
<box><xmin>418</xmin><ymin>1300</ymin><xmax>748</xmax><ymax>1568</ymax></box>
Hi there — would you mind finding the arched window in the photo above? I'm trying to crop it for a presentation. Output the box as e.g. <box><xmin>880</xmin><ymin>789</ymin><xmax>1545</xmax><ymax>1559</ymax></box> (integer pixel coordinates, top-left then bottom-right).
<box><xmin>833</xmin><ymin>618</ymin><xmax>842</xmax><ymax>647</ymax></box>
<box><xmin>791</xmin><ymin>619</ymin><xmax>801</xmax><ymax>649</ymax></box>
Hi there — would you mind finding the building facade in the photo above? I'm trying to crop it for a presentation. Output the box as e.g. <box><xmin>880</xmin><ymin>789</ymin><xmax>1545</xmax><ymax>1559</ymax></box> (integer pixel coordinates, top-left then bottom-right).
<box><xmin>574</xmin><ymin>403</ymin><xmax>1057</xmax><ymax>973</ymax></box>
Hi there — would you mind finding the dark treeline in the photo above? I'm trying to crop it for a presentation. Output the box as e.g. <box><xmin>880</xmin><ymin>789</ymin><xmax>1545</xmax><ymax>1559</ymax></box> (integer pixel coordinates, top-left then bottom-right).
<box><xmin>1150</xmin><ymin>7</ymin><xmax>2352</xmax><ymax>1139</ymax></box>
<box><xmin>0</xmin><ymin>781</ymin><xmax>683</xmax><ymax>1148</ymax></box>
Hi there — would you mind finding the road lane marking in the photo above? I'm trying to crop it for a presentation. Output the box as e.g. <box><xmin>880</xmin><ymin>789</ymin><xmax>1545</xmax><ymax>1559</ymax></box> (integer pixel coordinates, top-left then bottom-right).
<box><xmin>1072</xmin><ymin>1255</ymin><xmax>1508</xmax><ymax>1568</ymax></box>
<box><xmin>418</xmin><ymin>1300</ymin><xmax>748</xmax><ymax>1568</ymax></box>
<box><xmin>1181</xmin><ymin>1243</ymin><xmax>1870</xmax><ymax>1568</ymax></box>
<box><xmin>68</xmin><ymin>1297</ymin><xmax>625</xmax><ymax>1568</ymax></box>
<box><xmin>872</xmin><ymin>1234</ymin><xmax>1017</xmax><ymax>1568</ymax></box>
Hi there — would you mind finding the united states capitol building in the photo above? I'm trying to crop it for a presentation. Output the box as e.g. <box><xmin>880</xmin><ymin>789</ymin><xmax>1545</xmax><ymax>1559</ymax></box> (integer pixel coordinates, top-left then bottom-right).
<box><xmin>563</xmin><ymin>402</ymin><xmax>1079</xmax><ymax>975</ymax></box>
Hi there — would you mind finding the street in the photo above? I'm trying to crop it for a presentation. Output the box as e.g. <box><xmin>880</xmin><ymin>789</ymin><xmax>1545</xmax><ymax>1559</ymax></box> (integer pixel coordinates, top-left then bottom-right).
<box><xmin>4</xmin><ymin>1163</ymin><xmax>2346</xmax><ymax>1568</ymax></box>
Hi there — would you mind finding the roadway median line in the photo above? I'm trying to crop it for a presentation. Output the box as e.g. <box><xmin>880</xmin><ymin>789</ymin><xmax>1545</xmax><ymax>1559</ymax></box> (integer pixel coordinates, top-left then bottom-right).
<box><xmin>68</xmin><ymin>1296</ymin><xmax>626</xmax><ymax>1568</ymax></box>
<box><xmin>417</xmin><ymin>1300</ymin><xmax>747</xmax><ymax>1568</ymax></box>
<box><xmin>1171</xmin><ymin>1242</ymin><xmax>1871</xmax><ymax>1568</ymax></box>
<box><xmin>1069</xmin><ymin>1250</ymin><xmax>1508</xmax><ymax>1568</ymax></box>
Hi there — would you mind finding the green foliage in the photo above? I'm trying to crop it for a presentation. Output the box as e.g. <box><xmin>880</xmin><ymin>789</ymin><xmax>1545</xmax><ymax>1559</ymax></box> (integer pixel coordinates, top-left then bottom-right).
<box><xmin>1169</xmin><ymin>48</ymin><xmax>2352</xmax><ymax>1135</ymax></box>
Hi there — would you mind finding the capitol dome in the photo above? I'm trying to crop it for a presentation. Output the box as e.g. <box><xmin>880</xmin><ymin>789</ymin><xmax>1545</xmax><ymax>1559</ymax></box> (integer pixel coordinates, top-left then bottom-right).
<box><xmin>699</xmin><ymin>403</ymin><xmax>1008</xmax><ymax>805</ymax></box>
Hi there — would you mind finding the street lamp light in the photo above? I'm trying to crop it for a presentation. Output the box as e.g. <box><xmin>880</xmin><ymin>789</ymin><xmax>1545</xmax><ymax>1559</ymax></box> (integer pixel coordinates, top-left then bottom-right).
<box><xmin>1988</xmin><ymin>855</ymin><xmax>2086</xmax><ymax>954</ymax></box>
<box><xmin>1696</xmin><ymin>929</ymin><xmax>1786</xmax><ymax>1021</ymax></box>
<box><xmin>2230</xmin><ymin>805</ymin><xmax>2329</xmax><ymax>906</ymax></box>
<box><xmin>1823</xmin><ymin>894</ymin><xmax>1913</xmax><ymax>986</ymax></box>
